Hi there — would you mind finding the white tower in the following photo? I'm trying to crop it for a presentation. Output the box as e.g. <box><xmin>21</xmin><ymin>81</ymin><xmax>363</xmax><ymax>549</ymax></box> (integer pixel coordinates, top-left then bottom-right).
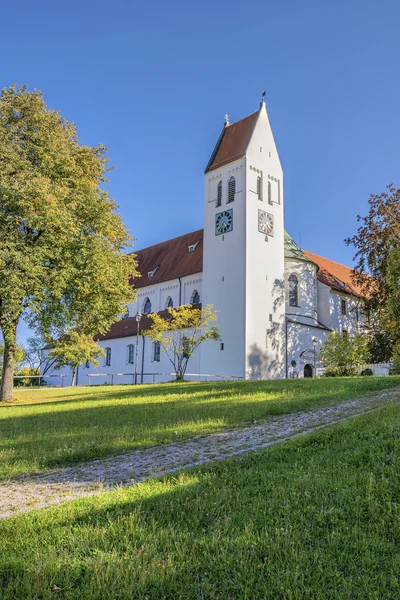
<box><xmin>200</xmin><ymin>100</ymin><xmax>286</xmax><ymax>379</ymax></box>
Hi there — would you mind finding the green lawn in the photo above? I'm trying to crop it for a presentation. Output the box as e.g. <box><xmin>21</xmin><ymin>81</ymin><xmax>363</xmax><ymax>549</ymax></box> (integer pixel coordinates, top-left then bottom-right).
<box><xmin>1</xmin><ymin>397</ymin><xmax>400</xmax><ymax>598</ymax></box>
<box><xmin>0</xmin><ymin>377</ymin><xmax>398</xmax><ymax>479</ymax></box>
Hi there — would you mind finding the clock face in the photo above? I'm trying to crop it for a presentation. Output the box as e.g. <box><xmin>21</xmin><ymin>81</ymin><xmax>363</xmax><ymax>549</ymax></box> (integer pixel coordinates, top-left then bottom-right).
<box><xmin>215</xmin><ymin>209</ymin><xmax>233</xmax><ymax>236</ymax></box>
<box><xmin>258</xmin><ymin>210</ymin><xmax>274</xmax><ymax>236</ymax></box>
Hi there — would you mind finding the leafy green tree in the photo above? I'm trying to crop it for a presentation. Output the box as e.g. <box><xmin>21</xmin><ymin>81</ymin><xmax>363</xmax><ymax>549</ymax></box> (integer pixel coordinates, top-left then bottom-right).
<box><xmin>0</xmin><ymin>85</ymin><xmax>137</xmax><ymax>400</ymax></box>
<box><xmin>319</xmin><ymin>332</ymin><xmax>370</xmax><ymax>376</ymax></box>
<box><xmin>48</xmin><ymin>332</ymin><xmax>105</xmax><ymax>387</ymax></box>
<box><xmin>346</xmin><ymin>185</ymin><xmax>400</xmax><ymax>361</ymax></box>
<box><xmin>147</xmin><ymin>304</ymin><xmax>220</xmax><ymax>380</ymax></box>
<box><xmin>24</xmin><ymin>336</ymin><xmax>58</xmax><ymax>376</ymax></box>
<box><xmin>0</xmin><ymin>342</ymin><xmax>25</xmax><ymax>375</ymax></box>
<box><xmin>387</xmin><ymin>247</ymin><xmax>400</xmax><ymax>370</ymax></box>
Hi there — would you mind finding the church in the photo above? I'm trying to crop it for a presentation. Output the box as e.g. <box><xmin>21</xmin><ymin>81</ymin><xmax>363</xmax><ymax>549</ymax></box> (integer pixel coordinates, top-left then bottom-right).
<box><xmin>46</xmin><ymin>99</ymin><xmax>364</xmax><ymax>386</ymax></box>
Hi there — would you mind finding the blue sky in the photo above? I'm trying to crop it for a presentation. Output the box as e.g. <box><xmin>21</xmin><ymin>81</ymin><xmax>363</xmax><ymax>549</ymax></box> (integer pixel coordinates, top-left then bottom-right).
<box><xmin>1</xmin><ymin>0</ymin><xmax>399</xmax><ymax>342</ymax></box>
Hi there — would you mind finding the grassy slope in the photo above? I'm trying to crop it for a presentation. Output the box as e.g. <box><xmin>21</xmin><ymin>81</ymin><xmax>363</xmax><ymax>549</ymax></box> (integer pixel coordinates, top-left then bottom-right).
<box><xmin>0</xmin><ymin>377</ymin><xmax>399</xmax><ymax>479</ymax></box>
<box><xmin>1</xmin><ymin>399</ymin><xmax>400</xmax><ymax>598</ymax></box>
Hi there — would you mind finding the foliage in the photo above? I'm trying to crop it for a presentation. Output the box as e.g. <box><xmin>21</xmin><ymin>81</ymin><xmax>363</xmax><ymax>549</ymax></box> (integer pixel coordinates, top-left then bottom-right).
<box><xmin>2</xmin><ymin>401</ymin><xmax>400</xmax><ymax>598</ymax></box>
<box><xmin>346</xmin><ymin>184</ymin><xmax>400</xmax><ymax>361</ymax></box>
<box><xmin>13</xmin><ymin>366</ymin><xmax>41</xmax><ymax>387</ymax></box>
<box><xmin>319</xmin><ymin>331</ymin><xmax>370</xmax><ymax>376</ymax></box>
<box><xmin>147</xmin><ymin>304</ymin><xmax>220</xmax><ymax>380</ymax></box>
<box><xmin>0</xmin><ymin>342</ymin><xmax>25</xmax><ymax>374</ymax></box>
<box><xmin>387</xmin><ymin>247</ymin><xmax>400</xmax><ymax>356</ymax></box>
<box><xmin>360</xmin><ymin>368</ymin><xmax>373</xmax><ymax>376</ymax></box>
<box><xmin>0</xmin><ymin>85</ymin><xmax>137</xmax><ymax>400</ymax></box>
<box><xmin>3</xmin><ymin>377</ymin><xmax>399</xmax><ymax>480</ymax></box>
<box><xmin>48</xmin><ymin>332</ymin><xmax>105</xmax><ymax>386</ymax></box>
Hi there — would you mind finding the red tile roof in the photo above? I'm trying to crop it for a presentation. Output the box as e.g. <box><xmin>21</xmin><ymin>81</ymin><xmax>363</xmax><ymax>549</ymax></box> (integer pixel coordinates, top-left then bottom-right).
<box><xmin>130</xmin><ymin>229</ymin><xmax>203</xmax><ymax>289</ymax></box>
<box><xmin>96</xmin><ymin>306</ymin><xmax>202</xmax><ymax>342</ymax></box>
<box><xmin>302</xmin><ymin>250</ymin><xmax>363</xmax><ymax>297</ymax></box>
<box><xmin>205</xmin><ymin>111</ymin><xmax>259</xmax><ymax>173</ymax></box>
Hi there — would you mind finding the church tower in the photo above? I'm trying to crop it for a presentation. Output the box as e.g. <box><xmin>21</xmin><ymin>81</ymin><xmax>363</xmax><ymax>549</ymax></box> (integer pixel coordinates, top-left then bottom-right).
<box><xmin>200</xmin><ymin>99</ymin><xmax>286</xmax><ymax>379</ymax></box>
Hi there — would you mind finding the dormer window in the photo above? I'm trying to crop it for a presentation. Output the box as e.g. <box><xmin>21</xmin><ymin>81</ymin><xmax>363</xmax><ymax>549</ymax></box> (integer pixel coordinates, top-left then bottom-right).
<box><xmin>188</xmin><ymin>241</ymin><xmax>199</xmax><ymax>253</ymax></box>
<box><xmin>148</xmin><ymin>266</ymin><xmax>158</xmax><ymax>279</ymax></box>
<box><xmin>216</xmin><ymin>181</ymin><xmax>222</xmax><ymax>207</ymax></box>
<box><xmin>227</xmin><ymin>176</ymin><xmax>236</xmax><ymax>203</ymax></box>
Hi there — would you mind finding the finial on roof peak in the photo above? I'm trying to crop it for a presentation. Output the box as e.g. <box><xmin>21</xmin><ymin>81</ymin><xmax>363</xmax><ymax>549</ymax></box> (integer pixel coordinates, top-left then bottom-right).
<box><xmin>224</xmin><ymin>113</ymin><xmax>230</xmax><ymax>126</ymax></box>
<box><xmin>260</xmin><ymin>90</ymin><xmax>266</xmax><ymax>108</ymax></box>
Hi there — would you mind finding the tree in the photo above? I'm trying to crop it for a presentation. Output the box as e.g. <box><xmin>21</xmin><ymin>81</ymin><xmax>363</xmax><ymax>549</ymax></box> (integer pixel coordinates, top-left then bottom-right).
<box><xmin>387</xmin><ymin>247</ymin><xmax>400</xmax><ymax>369</ymax></box>
<box><xmin>24</xmin><ymin>336</ymin><xmax>58</xmax><ymax>376</ymax></box>
<box><xmin>0</xmin><ymin>342</ymin><xmax>25</xmax><ymax>375</ymax></box>
<box><xmin>48</xmin><ymin>332</ymin><xmax>105</xmax><ymax>386</ymax></box>
<box><xmin>147</xmin><ymin>304</ymin><xmax>220</xmax><ymax>380</ymax></box>
<box><xmin>0</xmin><ymin>85</ymin><xmax>137</xmax><ymax>400</ymax></box>
<box><xmin>346</xmin><ymin>185</ymin><xmax>400</xmax><ymax>361</ymax></box>
<box><xmin>319</xmin><ymin>332</ymin><xmax>370</xmax><ymax>376</ymax></box>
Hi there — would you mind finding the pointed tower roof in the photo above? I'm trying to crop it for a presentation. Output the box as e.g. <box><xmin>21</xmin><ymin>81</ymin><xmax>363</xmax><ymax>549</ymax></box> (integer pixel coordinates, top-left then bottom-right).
<box><xmin>284</xmin><ymin>231</ymin><xmax>313</xmax><ymax>262</ymax></box>
<box><xmin>205</xmin><ymin>110</ymin><xmax>259</xmax><ymax>173</ymax></box>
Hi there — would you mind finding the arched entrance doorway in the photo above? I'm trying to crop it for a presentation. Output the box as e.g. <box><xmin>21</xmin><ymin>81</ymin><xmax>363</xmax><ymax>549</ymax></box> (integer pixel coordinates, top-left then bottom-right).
<box><xmin>304</xmin><ymin>364</ymin><xmax>313</xmax><ymax>378</ymax></box>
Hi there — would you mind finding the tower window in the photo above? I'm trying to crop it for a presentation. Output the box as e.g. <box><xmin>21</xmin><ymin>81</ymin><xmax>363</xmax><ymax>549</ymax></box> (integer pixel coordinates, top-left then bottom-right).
<box><xmin>227</xmin><ymin>176</ymin><xmax>236</xmax><ymax>203</ymax></box>
<box><xmin>220</xmin><ymin>342</ymin><xmax>224</xmax><ymax>351</ymax></box>
<box><xmin>127</xmin><ymin>344</ymin><xmax>134</xmax><ymax>364</ymax></box>
<box><xmin>191</xmin><ymin>290</ymin><xmax>200</xmax><ymax>305</ymax></box>
<box><xmin>105</xmin><ymin>347</ymin><xmax>111</xmax><ymax>367</ymax></box>
<box><xmin>268</xmin><ymin>181</ymin><xmax>272</xmax><ymax>205</ymax></box>
<box><xmin>217</xmin><ymin>181</ymin><xmax>222</xmax><ymax>207</ymax></box>
<box><xmin>153</xmin><ymin>342</ymin><xmax>161</xmax><ymax>362</ymax></box>
<box><xmin>257</xmin><ymin>175</ymin><xmax>262</xmax><ymax>200</ymax></box>
<box><xmin>289</xmin><ymin>274</ymin><xmax>299</xmax><ymax>307</ymax></box>
<box><xmin>143</xmin><ymin>298</ymin><xmax>152</xmax><ymax>314</ymax></box>
<box><xmin>341</xmin><ymin>299</ymin><xmax>347</xmax><ymax>315</ymax></box>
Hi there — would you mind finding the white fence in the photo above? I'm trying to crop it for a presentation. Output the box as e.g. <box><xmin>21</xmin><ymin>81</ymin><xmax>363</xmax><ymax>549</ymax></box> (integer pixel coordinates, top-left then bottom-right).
<box><xmin>86</xmin><ymin>372</ymin><xmax>244</xmax><ymax>385</ymax></box>
<box><xmin>316</xmin><ymin>362</ymin><xmax>393</xmax><ymax>377</ymax></box>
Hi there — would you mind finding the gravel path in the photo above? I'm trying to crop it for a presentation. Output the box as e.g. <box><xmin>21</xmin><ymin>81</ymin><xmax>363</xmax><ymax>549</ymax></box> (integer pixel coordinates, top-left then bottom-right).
<box><xmin>0</xmin><ymin>387</ymin><xmax>399</xmax><ymax>519</ymax></box>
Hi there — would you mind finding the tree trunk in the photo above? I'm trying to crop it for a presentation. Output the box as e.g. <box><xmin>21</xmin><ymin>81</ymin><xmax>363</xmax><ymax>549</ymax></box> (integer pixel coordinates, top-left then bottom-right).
<box><xmin>71</xmin><ymin>366</ymin><xmax>77</xmax><ymax>387</ymax></box>
<box><xmin>0</xmin><ymin>328</ymin><xmax>17</xmax><ymax>402</ymax></box>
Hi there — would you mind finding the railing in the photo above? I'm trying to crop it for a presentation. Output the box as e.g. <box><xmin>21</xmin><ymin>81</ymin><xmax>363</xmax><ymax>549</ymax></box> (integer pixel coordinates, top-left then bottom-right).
<box><xmin>13</xmin><ymin>374</ymin><xmax>66</xmax><ymax>388</ymax></box>
<box><xmin>86</xmin><ymin>372</ymin><xmax>244</xmax><ymax>385</ymax></box>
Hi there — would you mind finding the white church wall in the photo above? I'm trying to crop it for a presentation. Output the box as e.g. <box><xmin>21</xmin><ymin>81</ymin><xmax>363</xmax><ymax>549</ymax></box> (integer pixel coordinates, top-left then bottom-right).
<box><xmin>286</xmin><ymin>322</ymin><xmax>329</xmax><ymax>378</ymax></box>
<box><xmin>328</xmin><ymin>291</ymin><xmax>360</xmax><ymax>336</ymax></box>
<box><xmin>201</xmin><ymin>157</ymin><xmax>247</xmax><ymax>378</ymax></box>
<box><xmin>245</xmin><ymin>104</ymin><xmax>285</xmax><ymax>379</ymax></box>
<box><xmin>284</xmin><ymin>259</ymin><xmax>318</xmax><ymax>322</ymax></box>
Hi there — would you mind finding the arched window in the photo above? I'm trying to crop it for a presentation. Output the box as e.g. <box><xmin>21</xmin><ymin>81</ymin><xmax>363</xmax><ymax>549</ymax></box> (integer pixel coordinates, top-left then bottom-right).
<box><xmin>143</xmin><ymin>298</ymin><xmax>152</xmax><ymax>314</ymax></box>
<box><xmin>268</xmin><ymin>181</ymin><xmax>272</xmax><ymax>205</ymax></box>
<box><xmin>289</xmin><ymin>274</ymin><xmax>299</xmax><ymax>307</ymax></box>
<box><xmin>191</xmin><ymin>290</ymin><xmax>200</xmax><ymax>305</ymax></box>
<box><xmin>127</xmin><ymin>344</ymin><xmax>135</xmax><ymax>364</ymax></box>
<box><xmin>217</xmin><ymin>181</ymin><xmax>222</xmax><ymax>207</ymax></box>
<box><xmin>85</xmin><ymin>360</ymin><xmax>90</xmax><ymax>369</ymax></box>
<box><xmin>257</xmin><ymin>175</ymin><xmax>262</xmax><ymax>200</ymax></box>
<box><xmin>105</xmin><ymin>347</ymin><xmax>111</xmax><ymax>367</ymax></box>
<box><xmin>165</xmin><ymin>296</ymin><xmax>174</xmax><ymax>309</ymax></box>
<box><xmin>227</xmin><ymin>176</ymin><xmax>235</xmax><ymax>203</ymax></box>
<box><xmin>153</xmin><ymin>341</ymin><xmax>161</xmax><ymax>362</ymax></box>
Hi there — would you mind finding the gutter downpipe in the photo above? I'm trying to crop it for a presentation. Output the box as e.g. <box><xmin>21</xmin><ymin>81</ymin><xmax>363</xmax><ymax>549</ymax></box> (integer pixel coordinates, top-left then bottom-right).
<box><xmin>178</xmin><ymin>276</ymin><xmax>182</xmax><ymax>306</ymax></box>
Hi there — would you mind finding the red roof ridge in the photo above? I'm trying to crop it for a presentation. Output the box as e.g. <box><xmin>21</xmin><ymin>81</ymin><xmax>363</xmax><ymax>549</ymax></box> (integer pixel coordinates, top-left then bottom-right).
<box><xmin>131</xmin><ymin>228</ymin><xmax>203</xmax><ymax>256</ymax></box>
<box><xmin>302</xmin><ymin>249</ymin><xmax>357</xmax><ymax>272</ymax></box>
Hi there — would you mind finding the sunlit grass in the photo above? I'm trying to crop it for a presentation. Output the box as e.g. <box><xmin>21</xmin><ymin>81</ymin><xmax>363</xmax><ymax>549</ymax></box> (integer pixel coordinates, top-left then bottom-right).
<box><xmin>1</xmin><ymin>400</ymin><xmax>400</xmax><ymax>598</ymax></box>
<box><xmin>0</xmin><ymin>377</ymin><xmax>397</xmax><ymax>479</ymax></box>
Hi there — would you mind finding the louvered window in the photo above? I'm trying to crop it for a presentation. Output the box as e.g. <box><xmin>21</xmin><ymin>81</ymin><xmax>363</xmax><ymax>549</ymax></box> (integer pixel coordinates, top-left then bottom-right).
<box><xmin>227</xmin><ymin>177</ymin><xmax>235</xmax><ymax>203</ymax></box>
<box><xmin>257</xmin><ymin>176</ymin><xmax>262</xmax><ymax>200</ymax></box>
<box><xmin>217</xmin><ymin>181</ymin><xmax>222</xmax><ymax>207</ymax></box>
<box><xmin>268</xmin><ymin>181</ymin><xmax>272</xmax><ymax>205</ymax></box>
